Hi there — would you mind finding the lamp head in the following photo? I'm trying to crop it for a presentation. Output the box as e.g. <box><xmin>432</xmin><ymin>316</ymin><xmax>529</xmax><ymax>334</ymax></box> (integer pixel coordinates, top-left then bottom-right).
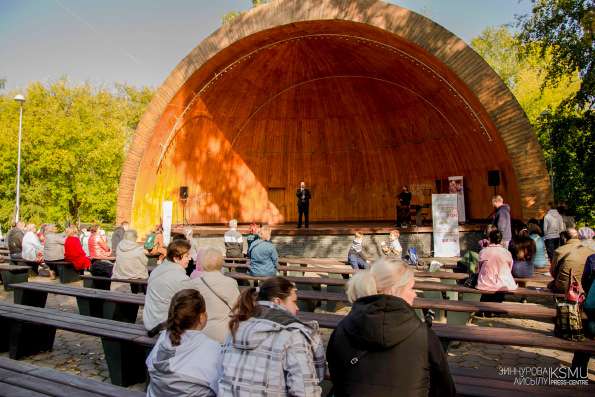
<box><xmin>13</xmin><ymin>94</ymin><xmax>25</xmax><ymax>103</ymax></box>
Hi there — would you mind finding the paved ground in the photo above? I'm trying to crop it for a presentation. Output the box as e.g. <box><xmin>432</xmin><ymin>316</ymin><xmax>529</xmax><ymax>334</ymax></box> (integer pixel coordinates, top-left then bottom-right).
<box><xmin>0</xmin><ymin>274</ymin><xmax>593</xmax><ymax>391</ymax></box>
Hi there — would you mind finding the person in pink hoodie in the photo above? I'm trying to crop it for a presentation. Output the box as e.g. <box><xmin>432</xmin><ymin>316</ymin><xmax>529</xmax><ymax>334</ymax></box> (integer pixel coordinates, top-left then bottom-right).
<box><xmin>477</xmin><ymin>229</ymin><xmax>517</xmax><ymax>301</ymax></box>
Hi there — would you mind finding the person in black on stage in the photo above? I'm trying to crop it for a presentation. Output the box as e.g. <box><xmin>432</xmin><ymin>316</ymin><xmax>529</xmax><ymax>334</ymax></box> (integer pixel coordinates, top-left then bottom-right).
<box><xmin>397</xmin><ymin>185</ymin><xmax>412</xmax><ymax>227</ymax></box>
<box><xmin>296</xmin><ymin>181</ymin><xmax>311</xmax><ymax>228</ymax></box>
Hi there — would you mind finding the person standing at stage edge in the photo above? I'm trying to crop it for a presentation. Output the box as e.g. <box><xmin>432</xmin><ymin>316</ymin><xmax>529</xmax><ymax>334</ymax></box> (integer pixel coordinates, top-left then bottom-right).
<box><xmin>397</xmin><ymin>186</ymin><xmax>412</xmax><ymax>227</ymax></box>
<box><xmin>491</xmin><ymin>195</ymin><xmax>512</xmax><ymax>249</ymax></box>
<box><xmin>296</xmin><ymin>181</ymin><xmax>311</xmax><ymax>228</ymax></box>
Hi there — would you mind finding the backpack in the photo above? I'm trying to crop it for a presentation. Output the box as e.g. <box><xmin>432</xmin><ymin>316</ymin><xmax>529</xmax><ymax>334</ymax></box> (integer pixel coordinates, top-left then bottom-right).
<box><xmin>404</xmin><ymin>247</ymin><xmax>418</xmax><ymax>266</ymax></box>
<box><xmin>456</xmin><ymin>251</ymin><xmax>479</xmax><ymax>274</ymax></box>
<box><xmin>144</xmin><ymin>233</ymin><xmax>156</xmax><ymax>250</ymax></box>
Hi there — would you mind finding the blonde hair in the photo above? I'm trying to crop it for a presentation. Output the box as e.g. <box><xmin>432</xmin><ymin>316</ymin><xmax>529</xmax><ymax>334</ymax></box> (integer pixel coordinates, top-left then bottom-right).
<box><xmin>346</xmin><ymin>258</ymin><xmax>414</xmax><ymax>303</ymax></box>
<box><xmin>389</xmin><ymin>230</ymin><xmax>400</xmax><ymax>239</ymax></box>
<box><xmin>202</xmin><ymin>248</ymin><xmax>224</xmax><ymax>272</ymax></box>
<box><xmin>354</xmin><ymin>231</ymin><xmax>364</xmax><ymax>239</ymax></box>
<box><xmin>65</xmin><ymin>225</ymin><xmax>79</xmax><ymax>237</ymax></box>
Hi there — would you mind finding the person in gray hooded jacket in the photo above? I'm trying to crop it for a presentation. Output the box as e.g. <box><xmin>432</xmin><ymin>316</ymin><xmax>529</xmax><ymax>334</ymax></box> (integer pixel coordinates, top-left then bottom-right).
<box><xmin>146</xmin><ymin>289</ymin><xmax>222</xmax><ymax>397</ymax></box>
<box><xmin>111</xmin><ymin>229</ymin><xmax>148</xmax><ymax>292</ymax></box>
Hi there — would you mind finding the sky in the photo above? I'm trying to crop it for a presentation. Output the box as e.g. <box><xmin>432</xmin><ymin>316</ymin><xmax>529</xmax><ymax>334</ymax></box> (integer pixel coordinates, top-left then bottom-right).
<box><xmin>0</xmin><ymin>0</ymin><xmax>533</xmax><ymax>91</ymax></box>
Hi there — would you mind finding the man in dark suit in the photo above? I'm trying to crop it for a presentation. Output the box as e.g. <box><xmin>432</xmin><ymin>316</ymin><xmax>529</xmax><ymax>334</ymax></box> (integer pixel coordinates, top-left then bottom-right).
<box><xmin>296</xmin><ymin>181</ymin><xmax>311</xmax><ymax>228</ymax></box>
<box><xmin>397</xmin><ymin>185</ymin><xmax>412</xmax><ymax>227</ymax></box>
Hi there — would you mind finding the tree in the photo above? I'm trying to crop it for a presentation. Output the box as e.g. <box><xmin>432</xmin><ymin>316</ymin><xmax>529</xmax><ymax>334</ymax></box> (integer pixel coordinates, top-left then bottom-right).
<box><xmin>516</xmin><ymin>0</ymin><xmax>594</xmax><ymax>223</ymax></box>
<box><xmin>0</xmin><ymin>79</ymin><xmax>153</xmax><ymax>228</ymax></box>
<box><xmin>517</xmin><ymin>0</ymin><xmax>594</xmax><ymax>110</ymax></box>
<box><xmin>471</xmin><ymin>26</ymin><xmax>580</xmax><ymax>123</ymax></box>
<box><xmin>472</xmin><ymin>22</ymin><xmax>594</xmax><ymax>223</ymax></box>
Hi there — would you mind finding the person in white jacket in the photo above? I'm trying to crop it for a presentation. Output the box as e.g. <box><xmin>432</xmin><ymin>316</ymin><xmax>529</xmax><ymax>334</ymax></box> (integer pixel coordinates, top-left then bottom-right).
<box><xmin>143</xmin><ymin>240</ymin><xmax>191</xmax><ymax>333</ymax></box>
<box><xmin>146</xmin><ymin>289</ymin><xmax>222</xmax><ymax>397</ymax></box>
<box><xmin>543</xmin><ymin>202</ymin><xmax>566</xmax><ymax>261</ymax></box>
<box><xmin>111</xmin><ymin>229</ymin><xmax>148</xmax><ymax>292</ymax></box>
<box><xmin>22</xmin><ymin>224</ymin><xmax>43</xmax><ymax>262</ymax></box>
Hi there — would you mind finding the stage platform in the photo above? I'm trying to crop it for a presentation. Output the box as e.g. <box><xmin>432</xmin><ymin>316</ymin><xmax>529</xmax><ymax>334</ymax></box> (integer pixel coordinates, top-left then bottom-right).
<box><xmin>173</xmin><ymin>222</ymin><xmax>484</xmax><ymax>259</ymax></box>
<box><xmin>173</xmin><ymin>222</ymin><xmax>484</xmax><ymax>237</ymax></box>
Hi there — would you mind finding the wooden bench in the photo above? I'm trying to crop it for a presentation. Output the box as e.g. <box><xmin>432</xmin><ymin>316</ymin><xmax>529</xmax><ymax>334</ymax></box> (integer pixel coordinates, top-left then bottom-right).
<box><xmin>0</xmin><ymin>264</ymin><xmax>30</xmax><ymax>291</ymax></box>
<box><xmin>0</xmin><ymin>356</ymin><xmax>144</xmax><ymax>396</ymax></box>
<box><xmin>224</xmin><ymin>263</ymin><xmax>553</xmax><ymax>285</ymax></box>
<box><xmin>450</xmin><ymin>366</ymin><xmax>594</xmax><ymax>397</ymax></box>
<box><xmin>2</xmin><ymin>300</ymin><xmax>594</xmax><ymax>392</ymax></box>
<box><xmin>0</xmin><ymin>301</ymin><xmax>154</xmax><ymax>386</ymax></box>
<box><xmin>12</xmin><ymin>282</ymin><xmax>145</xmax><ymax>324</ymax></box>
<box><xmin>224</xmin><ymin>272</ymin><xmax>563</xmax><ymax>298</ymax></box>
<box><xmin>44</xmin><ymin>260</ymin><xmax>81</xmax><ymax>283</ymax></box>
<box><xmin>81</xmin><ymin>275</ymin><xmax>147</xmax><ymax>293</ymax></box>
<box><xmin>25</xmin><ymin>280</ymin><xmax>560</xmax><ymax>327</ymax></box>
<box><xmin>297</xmin><ymin>311</ymin><xmax>595</xmax><ymax>353</ymax></box>
<box><xmin>7</xmin><ymin>257</ymin><xmax>41</xmax><ymax>274</ymax></box>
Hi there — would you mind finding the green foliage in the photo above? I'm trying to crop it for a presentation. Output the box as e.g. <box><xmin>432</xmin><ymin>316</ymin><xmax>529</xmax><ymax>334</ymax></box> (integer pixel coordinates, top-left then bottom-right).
<box><xmin>0</xmin><ymin>79</ymin><xmax>153</xmax><ymax>229</ymax></box>
<box><xmin>222</xmin><ymin>0</ymin><xmax>270</xmax><ymax>25</ymax></box>
<box><xmin>222</xmin><ymin>11</ymin><xmax>241</xmax><ymax>25</ymax></box>
<box><xmin>536</xmin><ymin>109</ymin><xmax>594</xmax><ymax>222</ymax></box>
<box><xmin>473</xmin><ymin>4</ymin><xmax>593</xmax><ymax>223</ymax></box>
<box><xmin>471</xmin><ymin>26</ymin><xmax>580</xmax><ymax>124</ymax></box>
<box><xmin>517</xmin><ymin>0</ymin><xmax>594</xmax><ymax>109</ymax></box>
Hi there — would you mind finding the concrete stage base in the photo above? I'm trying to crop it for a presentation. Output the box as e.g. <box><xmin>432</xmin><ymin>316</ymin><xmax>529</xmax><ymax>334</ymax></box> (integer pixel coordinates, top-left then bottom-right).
<box><xmin>173</xmin><ymin>222</ymin><xmax>484</xmax><ymax>259</ymax></box>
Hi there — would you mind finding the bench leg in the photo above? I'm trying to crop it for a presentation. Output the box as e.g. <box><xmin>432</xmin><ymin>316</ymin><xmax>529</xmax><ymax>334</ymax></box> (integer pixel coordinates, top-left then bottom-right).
<box><xmin>0</xmin><ymin>270</ymin><xmax>29</xmax><ymax>291</ymax></box>
<box><xmin>57</xmin><ymin>264</ymin><xmax>80</xmax><ymax>283</ymax></box>
<box><xmin>76</xmin><ymin>297</ymin><xmax>104</xmax><ymax>318</ymax></box>
<box><xmin>571</xmin><ymin>352</ymin><xmax>591</xmax><ymax>380</ymax></box>
<box><xmin>296</xmin><ymin>282</ymin><xmax>317</xmax><ymax>312</ymax></box>
<box><xmin>422</xmin><ymin>291</ymin><xmax>446</xmax><ymax>322</ymax></box>
<box><xmin>82</xmin><ymin>277</ymin><xmax>111</xmax><ymax>290</ymax></box>
<box><xmin>9</xmin><ymin>321</ymin><xmax>56</xmax><ymax>359</ymax></box>
<box><xmin>103</xmin><ymin>302</ymin><xmax>140</xmax><ymax>323</ymax></box>
<box><xmin>13</xmin><ymin>289</ymin><xmax>48</xmax><ymax>307</ymax></box>
<box><xmin>0</xmin><ymin>318</ymin><xmax>9</xmax><ymax>352</ymax></box>
<box><xmin>101</xmin><ymin>338</ymin><xmax>148</xmax><ymax>386</ymax></box>
<box><xmin>447</xmin><ymin>311</ymin><xmax>471</xmax><ymax>326</ymax></box>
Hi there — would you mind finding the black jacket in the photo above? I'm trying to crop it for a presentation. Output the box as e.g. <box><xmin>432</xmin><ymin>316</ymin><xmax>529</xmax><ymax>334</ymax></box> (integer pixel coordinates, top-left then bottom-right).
<box><xmin>296</xmin><ymin>188</ymin><xmax>311</xmax><ymax>207</ymax></box>
<box><xmin>327</xmin><ymin>294</ymin><xmax>456</xmax><ymax>397</ymax></box>
<box><xmin>7</xmin><ymin>227</ymin><xmax>24</xmax><ymax>255</ymax></box>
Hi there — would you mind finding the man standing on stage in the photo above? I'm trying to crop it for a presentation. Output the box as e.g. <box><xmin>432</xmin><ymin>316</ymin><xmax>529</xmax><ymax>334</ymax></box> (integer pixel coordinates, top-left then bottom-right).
<box><xmin>491</xmin><ymin>195</ymin><xmax>512</xmax><ymax>249</ymax></box>
<box><xmin>397</xmin><ymin>185</ymin><xmax>412</xmax><ymax>227</ymax></box>
<box><xmin>296</xmin><ymin>181</ymin><xmax>311</xmax><ymax>228</ymax></box>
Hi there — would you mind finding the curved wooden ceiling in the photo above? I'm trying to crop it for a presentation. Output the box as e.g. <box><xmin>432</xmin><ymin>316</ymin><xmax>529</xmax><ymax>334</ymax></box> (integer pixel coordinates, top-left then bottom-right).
<box><xmin>119</xmin><ymin>1</ymin><xmax>551</xmax><ymax>230</ymax></box>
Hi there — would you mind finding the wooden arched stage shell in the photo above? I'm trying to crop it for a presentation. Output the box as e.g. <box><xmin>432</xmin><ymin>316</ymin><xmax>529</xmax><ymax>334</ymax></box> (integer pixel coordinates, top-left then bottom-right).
<box><xmin>117</xmin><ymin>0</ymin><xmax>552</xmax><ymax>232</ymax></box>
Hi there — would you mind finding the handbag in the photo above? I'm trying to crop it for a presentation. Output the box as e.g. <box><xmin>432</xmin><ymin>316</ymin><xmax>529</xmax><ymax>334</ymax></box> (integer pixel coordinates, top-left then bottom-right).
<box><xmin>554</xmin><ymin>300</ymin><xmax>585</xmax><ymax>341</ymax></box>
<box><xmin>554</xmin><ymin>269</ymin><xmax>585</xmax><ymax>341</ymax></box>
<box><xmin>463</xmin><ymin>273</ymin><xmax>478</xmax><ymax>288</ymax></box>
<box><xmin>565</xmin><ymin>269</ymin><xmax>585</xmax><ymax>304</ymax></box>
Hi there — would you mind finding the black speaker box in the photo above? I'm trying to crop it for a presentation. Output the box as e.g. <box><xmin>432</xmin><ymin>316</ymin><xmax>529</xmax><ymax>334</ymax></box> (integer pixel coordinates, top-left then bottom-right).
<box><xmin>487</xmin><ymin>170</ymin><xmax>500</xmax><ymax>187</ymax></box>
<box><xmin>179</xmin><ymin>186</ymin><xmax>188</xmax><ymax>199</ymax></box>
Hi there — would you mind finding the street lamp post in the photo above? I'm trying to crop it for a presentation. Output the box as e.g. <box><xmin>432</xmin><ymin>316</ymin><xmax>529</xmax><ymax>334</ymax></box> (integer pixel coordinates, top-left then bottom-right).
<box><xmin>14</xmin><ymin>94</ymin><xmax>25</xmax><ymax>223</ymax></box>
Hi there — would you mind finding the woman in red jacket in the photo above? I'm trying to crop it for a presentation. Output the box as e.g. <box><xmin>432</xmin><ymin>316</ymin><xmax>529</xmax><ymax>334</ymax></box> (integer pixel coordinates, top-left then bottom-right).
<box><xmin>64</xmin><ymin>225</ymin><xmax>91</xmax><ymax>271</ymax></box>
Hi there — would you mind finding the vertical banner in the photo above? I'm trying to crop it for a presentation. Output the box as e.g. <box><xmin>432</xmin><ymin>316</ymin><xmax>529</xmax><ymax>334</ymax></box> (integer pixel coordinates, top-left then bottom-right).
<box><xmin>432</xmin><ymin>194</ymin><xmax>460</xmax><ymax>257</ymax></box>
<box><xmin>448</xmin><ymin>176</ymin><xmax>466</xmax><ymax>223</ymax></box>
<box><xmin>162</xmin><ymin>200</ymin><xmax>173</xmax><ymax>246</ymax></box>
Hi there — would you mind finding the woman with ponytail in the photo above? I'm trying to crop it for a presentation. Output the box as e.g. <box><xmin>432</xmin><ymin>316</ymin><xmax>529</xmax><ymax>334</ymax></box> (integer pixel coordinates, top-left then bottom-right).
<box><xmin>219</xmin><ymin>276</ymin><xmax>325</xmax><ymax>396</ymax></box>
<box><xmin>327</xmin><ymin>258</ymin><xmax>456</xmax><ymax>397</ymax></box>
<box><xmin>146</xmin><ymin>289</ymin><xmax>222</xmax><ymax>397</ymax></box>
